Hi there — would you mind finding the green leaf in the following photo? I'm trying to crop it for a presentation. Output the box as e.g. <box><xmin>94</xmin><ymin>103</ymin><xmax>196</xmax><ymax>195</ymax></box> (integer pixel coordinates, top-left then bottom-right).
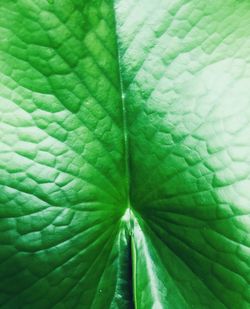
<box><xmin>0</xmin><ymin>0</ymin><xmax>249</xmax><ymax>308</ymax></box>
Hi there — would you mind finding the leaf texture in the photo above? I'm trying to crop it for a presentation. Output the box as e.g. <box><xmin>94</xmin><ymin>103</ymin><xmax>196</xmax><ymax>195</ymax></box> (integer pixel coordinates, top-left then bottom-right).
<box><xmin>0</xmin><ymin>0</ymin><xmax>250</xmax><ymax>308</ymax></box>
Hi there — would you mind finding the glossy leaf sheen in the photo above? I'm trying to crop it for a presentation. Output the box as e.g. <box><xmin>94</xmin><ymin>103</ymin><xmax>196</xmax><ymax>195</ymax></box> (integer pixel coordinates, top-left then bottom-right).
<box><xmin>0</xmin><ymin>0</ymin><xmax>250</xmax><ymax>308</ymax></box>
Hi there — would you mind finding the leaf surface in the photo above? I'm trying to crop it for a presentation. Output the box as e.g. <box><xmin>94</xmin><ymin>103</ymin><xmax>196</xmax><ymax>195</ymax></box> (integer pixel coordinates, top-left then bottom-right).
<box><xmin>0</xmin><ymin>0</ymin><xmax>250</xmax><ymax>308</ymax></box>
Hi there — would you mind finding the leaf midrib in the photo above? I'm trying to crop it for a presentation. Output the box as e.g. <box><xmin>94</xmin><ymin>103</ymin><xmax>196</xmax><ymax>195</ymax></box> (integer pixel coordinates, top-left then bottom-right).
<box><xmin>113</xmin><ymin>6</ymin><xmax>132</xmax><ymax>217</ymax></box>
<box><xmin>113</xmin><ymin>4</ymin><xmax>137</xmax><ymax>309</ymax></box>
